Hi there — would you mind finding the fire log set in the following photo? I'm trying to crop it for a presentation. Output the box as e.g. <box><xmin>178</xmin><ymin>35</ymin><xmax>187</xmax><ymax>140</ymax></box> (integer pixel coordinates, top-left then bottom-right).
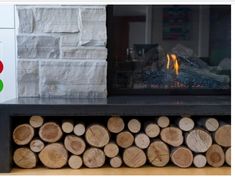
<box><xmin>12</xmin><ymin>116</ymin><xmax>231</xmax><ymax>169</ymax></box>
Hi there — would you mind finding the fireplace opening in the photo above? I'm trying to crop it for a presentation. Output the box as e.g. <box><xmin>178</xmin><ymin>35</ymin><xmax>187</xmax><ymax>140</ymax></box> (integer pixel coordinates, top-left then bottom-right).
<box><xmin>107</xmin><ymin>5</ymin><xmax>231</xmax><ymax>95</ymax></box>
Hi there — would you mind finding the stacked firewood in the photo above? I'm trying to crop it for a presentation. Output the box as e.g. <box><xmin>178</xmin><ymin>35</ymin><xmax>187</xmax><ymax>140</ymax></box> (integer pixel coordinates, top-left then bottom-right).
<box><xmin>12</xmin><ymin>116</ymin><xmax>231</xmax><ymax>169</ymax></box>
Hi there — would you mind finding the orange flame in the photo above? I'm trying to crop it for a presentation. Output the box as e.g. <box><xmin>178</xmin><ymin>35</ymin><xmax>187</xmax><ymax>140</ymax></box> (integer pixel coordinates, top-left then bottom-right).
<box><xmin>166</xmin><ymin>53</ymin><xmax>180</xmax><ymax>76</ymax></box>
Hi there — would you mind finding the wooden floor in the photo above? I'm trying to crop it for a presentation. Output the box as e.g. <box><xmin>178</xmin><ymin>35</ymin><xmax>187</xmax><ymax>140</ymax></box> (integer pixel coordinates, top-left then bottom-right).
<box><xmin>7</xmin><ymin>166</ymin><xmax>231</xmax><ymax>175</ymax></box>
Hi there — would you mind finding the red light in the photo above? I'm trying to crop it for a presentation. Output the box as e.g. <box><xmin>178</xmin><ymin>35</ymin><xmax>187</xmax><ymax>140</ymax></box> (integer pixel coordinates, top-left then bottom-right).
<box><xmin>0</xmin><ymin>60</ymin><xmax>3</xmax><ymax>73</ymax></box>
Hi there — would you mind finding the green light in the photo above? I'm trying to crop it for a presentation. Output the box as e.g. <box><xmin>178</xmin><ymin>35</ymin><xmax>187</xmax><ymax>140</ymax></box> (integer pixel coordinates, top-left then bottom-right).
<box><xmin>0</xmin><ymin>79</ymin><xmax>3</xmax><ymax>92</ymax></box>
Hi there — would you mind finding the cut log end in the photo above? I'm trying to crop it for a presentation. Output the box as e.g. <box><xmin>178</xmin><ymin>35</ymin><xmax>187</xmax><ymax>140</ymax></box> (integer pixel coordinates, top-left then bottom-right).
<box><xmin>30</xmin><ymin>139</ymin><xmax>45</xmax><ymax>153</ymax></box>
<box><xmin>123</xmin><ymin>146</ymin><xmax>146</xmax><ymax>168</ymax></box>
<box><xmin>193</xmin><ymin>154</ymin><xmax>207</xmax><ymax>168</ymax></box>
<box><xmin>127</xmin><ymin>119</ymin><xmax>141</xmax><ymax>133</ymax></box>
<box><xmin>13</xmin><ymin>148</ymin><xmax>37</xmax><ymax>169</ymax></box>
<box><xmin>13</xmin><ymin>124</ymin><xmax>34</xmax><ymax>145</ymax></box>
<box><xmin>135</xmin><ymin>133</ymin><xmax>150</xmax><ymax>149</ymax></box>
<box><xmin>186</xmin><ymin>129</ymin><xmax>212</xmax><ymax>153</ymax></box>
<box><xmin>160</xmin><ymin>127</ymin><xmax>183</xmax><ymax>147</ymax></box>
<box><xmin>68</xmin><ymin>155</ymin><xmax>83</xmax><ymax>169</ymax></box>
<box><xmin>145</xmin><ymin>123</ymin><xmax>160</xmax><ymax>138</ymax></box>
<box><xmin>64</xmin><ymin>135</ymin><xmax>86</xmax><ymax>155</ymax></box>
<box><xmin>225</xmin><ymin>147</ymin><xmax>231</xmax><ymax>166</ymax></box>
<box><xmin>83</xmin><ymin>148</ymin><xmax>105</xmax><ymax>168</ymax></box>
<box><xmin>110</xmin><ymin>156</ymin><xmax>122</xmax><ymax>168</ymax></box>
<box><xmin>39</xmin><ymin>122</ymin><xmax>63</xmax><ymax>143</ymax></box>
<box><xmin>107</xmin><ymin>116</ymin><xmax>125</xmax><ymax>133</ymax></box>
<box><xmin>104</xmin><ymin>143</ymin><xmax>119</xmax><ymax>158</ymax></box>
<box><xmin>157</xmin><ymin>116</ymin><xmax>170</xmax><ymax>128</ymax></box>
<box><xmin>215</xmin><ymin>125</ymin><xmax>231</xmax><ymax>147</ymax></box>
<box><xmin>147</xmin><ymin>141</ymin><xmax>170</xmax><ymax>167</ymax></box>
<box><xmin>205</xmin><ymin>118</ymin><xmax>219</xmax><ymax>132</ymax></box>
<box><xmin>73</xmin><ymin>123</ymin><xmax>86</xmax><ymax>136</ymax></box>
<box><xmin>171</xmin><ymin>147</ymin><xmax>193</xmax><ymax>168</ymax></box>
<box><xmin>178</xmin><ymin>117</ymin><xmax>194</xmax><ymax>131</ymax></box>
<box><xmin>62</xmin><ymin>120</ymin><xmax>74</xmax><ymax>134</ymax></box>
<box><xmin>39</xmin><ymin>143</ymin><xmax>68</xmax><ymax>169</ymax></box>
<box><xmin>206</xmin><ymin>144</ymin><xmax>225</xmax><ymax>167</ymax></box>
<box><xmin>85</xmin><ymin>124</ymin><xmax>110</xmax><ymax>148</ymax></box>
<box><xmin>29</xmin><ymin>116</ymin><xmax>44</xmax><ymax>128</ymax></box>
<box><xmin>116</xmin><ymin>131</ymin><xmax>134</xmax><ymax>148</ymax></box>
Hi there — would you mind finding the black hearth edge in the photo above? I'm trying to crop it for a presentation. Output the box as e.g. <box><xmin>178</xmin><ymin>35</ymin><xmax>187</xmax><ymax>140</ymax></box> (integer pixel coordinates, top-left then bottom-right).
<box><xmin>0</xmin><ymin>95</ymin><xmax>231</xmax><ymax>173</ymax></box>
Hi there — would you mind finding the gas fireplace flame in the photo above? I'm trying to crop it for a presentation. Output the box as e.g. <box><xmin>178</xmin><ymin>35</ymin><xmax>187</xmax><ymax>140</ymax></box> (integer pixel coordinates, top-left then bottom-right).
<box><xmin>166</xmin><ymin>53</ymin><xmax>180</xmax><ymax>76</ymax></box>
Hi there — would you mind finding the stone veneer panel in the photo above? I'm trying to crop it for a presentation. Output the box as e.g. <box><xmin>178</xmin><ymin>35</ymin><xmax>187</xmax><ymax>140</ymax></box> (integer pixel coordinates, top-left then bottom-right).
<box><xmin>40</xmin><ymin>60</ymin><xmax>107</xmax><ymax>98</ymax></box>
<box><xmin>34</xmin><ymin>8</ymin><xmax>80</xmax><ymax>33</ymax></box>
<box><xmin>17</xmin><ymin>5</ymin><xmax>107</xmax><ymax>98</ymax></box>
<box><xmin>18</xmin><ymin>60</ymin><xmax>39</xmax><ymax>97</ymax></box>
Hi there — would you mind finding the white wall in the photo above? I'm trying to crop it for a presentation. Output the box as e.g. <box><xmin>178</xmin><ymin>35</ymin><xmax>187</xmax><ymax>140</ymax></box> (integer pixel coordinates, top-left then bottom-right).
<box><xmin>0</xmin><ymin>5</ymin><xmax>16</xmax><ymax>103</ymax></box>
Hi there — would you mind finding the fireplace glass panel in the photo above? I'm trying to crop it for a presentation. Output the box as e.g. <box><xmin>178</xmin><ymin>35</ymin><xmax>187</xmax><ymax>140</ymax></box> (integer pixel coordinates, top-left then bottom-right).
<box><xmin>108</xmin><ymin>5</ymin><xmax>231</xmax><ymax>94</ymax></box>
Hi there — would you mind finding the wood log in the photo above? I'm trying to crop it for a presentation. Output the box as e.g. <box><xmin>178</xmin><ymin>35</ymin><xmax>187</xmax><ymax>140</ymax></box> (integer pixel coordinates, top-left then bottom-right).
<box><xmin>64</xmin><ymin>135</ymin><xmax>86</xmax><ymax>155</ymax></box>
<box><xmin>104</xmin><ymin>142</ymin><xmax>119</xmax><ymax>158</ymax></box>
<box><xmin>157</xmin><ymin>116</ymin><xmax>170</xmax><ymax>128</ymax></box>
<box><xmin>178</xmin><ymin>117</ymin><xmax>194</xmax><ymax>131</ymax></box>
<box><xmin>116</xmin><ymin>131</ymin><xmax>134</xmax><ymax>148</ymax></box>
<box><xmin>39</xmin><ymin>122</ymin><xmax>63</xmax><ymax>143</ymax></box>
<box><xmin>123</xmin><ymin>146</ymin><xmax>147</xmax><ymax>168</ymax></box>
<box><xmin>13</xmin><ymin>124</ymin><xmax>34</xmax><ymax>145</ymax></box>
<box><xmin>13</xmin><ymin>147</ymin><xmax>37</xmax><ymax>169</ymax></box>
<box><xmin>30</xmin><ymin>139</ymin><xmax>45</xmax><ymax>153</ymax></box>
<box><xmin>39</xmin><ymin>143</ymin><xmax>68</xmax><ymax>169</ymax></box>
<box><xmin>225</xmin><ymin>147</ymin><xmax>231</xmax><ymax>166</ymax></box>
<box><xmin>198</xmin><ymin>118</ymin><xmax>219</xmax><ymax>132</ymax></box>
<box><xmin>160</xmin><ymin>127</ymin><xmax>183</xmax><ymax>147</ymax></box>
<box><xmin>107</xmin><ymin>116</ymin><xmax>125</xmax><ymax>133</ymax></box>
<box><xmin>214</xmin><ymin>125</ymin><xmax>231</xmax><ymax>147</ymax></box>
<box><xmin>206</xmin><ymin>144</ymin><xmax>225</xmax><ymax>167</ymax></box>
<box><xmin>134</xmin><ymin>133</ymin><xmax>150</xmax><ymax>149</ymax></box>
<box><xmin>68</xmin><ymin>155</ymin><xmax>83</xmax><ymax>169</ymax></box>
<box><xmin>144</xmin><ymin>123</ymin><xmax>160</xmax><ymax>138</ymax></box>
<box><xmin>62</xmin><ymin>120</ymin><xmax>74</xmax><ymax>134</ymax></box>
<box><xmin>193</xmin><ymin>154</ymin><xmax>207</xmax><ymax>168</ymax></box>
<box><xmin>186</xmin><ymin>129</ymin><xmax>212</xmax><ymax>153</ymax></box>
<box><xmin>83</xmin><ymin>148</ymin><xmax>105</xmax><ymax>168</ymax></box>
<box><xmin>29</xmin><ymin>116</ymin><xmax>44</xmax><ymax>128</ymax></box>
<box><xmin>110</xmin><ymin>156</ymin><xmax>122</xmax><ymax>168</ymax></box>
<box><xmin>171</xmin><ymin>146</ymin><xmax>193</xmax><ymax>168</ymax></box>
<box><xmin>85</xmin><ymin>124</ymin><xmax>110</xmax><ymax>148</ymax></box>
<box><xmin>147</xmin><ymin>141</ymin><xmax>170</xmax><ymax>167</ymax></box>
<box><xmin>73</xmin><ymin>123</ymin><xmax>86</xmax><ymax>136</ymax></box>
<box><xmin>127</xmin><ymin>119</ymin><xmax>141</xmax><ymax>133</ymax></box>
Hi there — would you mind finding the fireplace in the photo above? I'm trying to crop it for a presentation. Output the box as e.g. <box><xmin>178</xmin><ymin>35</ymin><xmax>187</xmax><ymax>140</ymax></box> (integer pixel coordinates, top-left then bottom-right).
<box><xmin>107</xmin><ymin>5</ymin><xmax>231</xmax><ymax>95</ymax></box>
<box><xmin>0</xmin><ymin>4</ymin><xmax>231</xmax><ymax>174</ymax></box>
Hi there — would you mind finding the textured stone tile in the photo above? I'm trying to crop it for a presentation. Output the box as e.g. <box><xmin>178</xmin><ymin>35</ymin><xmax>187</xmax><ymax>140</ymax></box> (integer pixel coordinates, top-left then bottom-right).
<box><xmin>17</xmin><ymin>8</ymin><xmax>34</xmax><ymax>33</ymax></box>
<box><xmin>61</xmin><ymin>34</ymin><xmax>80</xmax><ymax>47</ymax></box>
<box><xmin>40</xmin><ymin>60</ymin><xmax>107</xmax><ymax>98</ymax></box>
<box><xmin>34</xmin><ymin>8</ymin><xmax>79</xmax><ymax>33</ymax></box>
<box><xmin>18</xmin><ymin>60</ymin><xmax>39</xmax><ymax>97</ymax></box>
<box><xmin>80</xmin><ymin>6</ymin><xmax>106</xmax><ymax>21</ymax></box>
<box><xmin>17</xmin><ymin>35</ymin><xmax>60</xmax><ymax>59</ymax></box>
<box><xmin>61</xmin><ymin>47</ymin><xmax>107</xmax><ymax>59</ymax></box>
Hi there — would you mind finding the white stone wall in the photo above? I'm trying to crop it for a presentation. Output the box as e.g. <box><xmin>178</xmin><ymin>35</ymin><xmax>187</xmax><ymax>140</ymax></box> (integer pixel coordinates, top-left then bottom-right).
<box><xmin>17</xmin><ymin>5</ymin><xmax>107</xmax><ymax>98</ymax></box>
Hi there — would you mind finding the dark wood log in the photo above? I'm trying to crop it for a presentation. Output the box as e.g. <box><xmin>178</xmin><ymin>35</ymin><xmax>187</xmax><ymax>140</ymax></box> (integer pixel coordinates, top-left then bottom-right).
<box><xmin>13</xmin><ymin>124</ymin><xmax>34</xmax><ymax>145</ymax></box>
<box><xmin>39</xmin><ymin>143</ymin><xmax>68</xmax><ymax>169</ymax></box>
<box><xmin>83</xmin><ymin>148</ymin><xmax>105</xmax><ymax>168</ymax></box>
<box><xmin>123</xmin><ymin>146</ymin><xmax>146</xmax><ymax>168</ymax></box>
<box><xmin>206</xmin><ymin>144</ymin><xmax>225</xmax><ymax>167</ymax></box>
<box><xmin>147</xmin><ymin>140</ymin><xmax>170</xmax><ymax>167</ymax></box>
<box><xmin>85</xmin><ymin>124</ymin><xmax>110</xmax><ymax>148</ymax></box>
<box><xmin>13</xmin><ymin>148</ymin><xmax>37</xmax><ymax>169</ymax></box>
<box><xmin>171</xmin><ymin>146</ymin><xmax>193</xmax><ymax>168</ymax></box>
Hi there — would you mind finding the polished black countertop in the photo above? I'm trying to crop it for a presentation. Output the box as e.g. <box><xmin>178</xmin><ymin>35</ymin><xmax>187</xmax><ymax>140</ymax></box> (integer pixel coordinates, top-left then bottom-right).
<box><xmin>0</xmin><ymin>96</ymin><xmax>231</xmax><ymax>116</ymax></box>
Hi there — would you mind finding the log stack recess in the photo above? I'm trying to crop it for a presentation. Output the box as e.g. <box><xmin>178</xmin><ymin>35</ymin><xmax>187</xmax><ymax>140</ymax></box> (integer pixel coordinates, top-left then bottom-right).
<box><xmin>12</xmin><ymin>116</ymin><xmax>231</xmax><ymax>169</ymax></box>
